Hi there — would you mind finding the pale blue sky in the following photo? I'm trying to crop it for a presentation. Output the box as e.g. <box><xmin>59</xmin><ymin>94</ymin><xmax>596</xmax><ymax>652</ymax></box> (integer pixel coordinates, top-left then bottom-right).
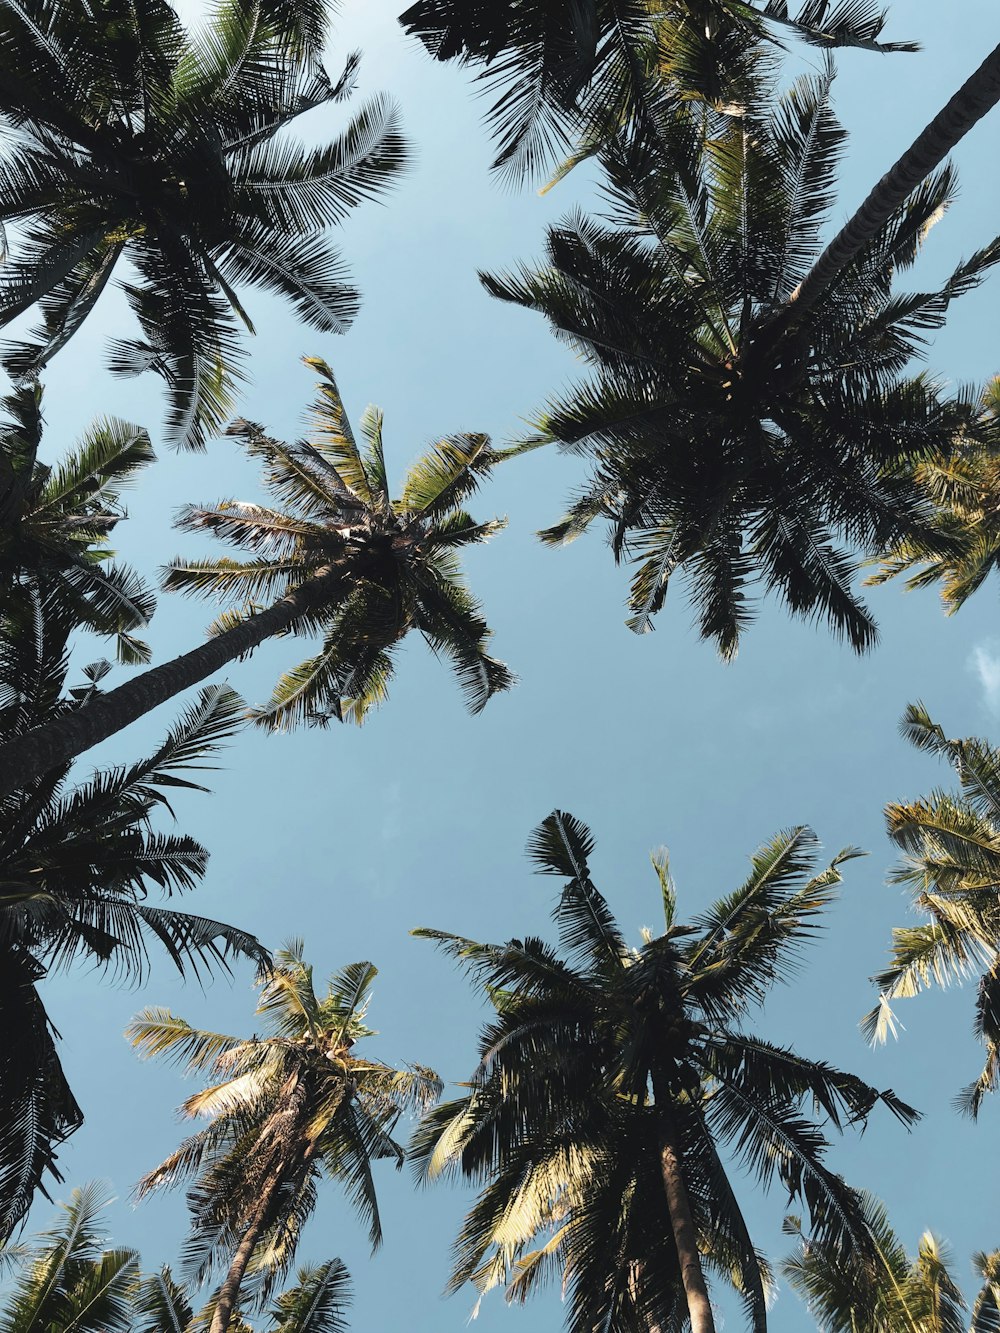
<box><xmin>17</xmin><ymin>3</ymin><xmax>1000</xmax><ymax>1328</ymax></box>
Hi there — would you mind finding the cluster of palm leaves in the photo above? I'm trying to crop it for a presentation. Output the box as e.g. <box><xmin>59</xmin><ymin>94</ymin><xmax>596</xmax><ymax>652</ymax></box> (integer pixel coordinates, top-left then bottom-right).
<box><xmin>3</xmin><ymin>0</ymin><xmax>1000</xmax><ymax>1331</ymax></box>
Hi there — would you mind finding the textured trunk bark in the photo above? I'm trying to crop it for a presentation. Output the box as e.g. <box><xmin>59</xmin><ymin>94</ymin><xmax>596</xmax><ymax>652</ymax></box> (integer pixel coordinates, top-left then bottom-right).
<box><xmin>652</xmin><ymin>1070</ymin><xmax>716</xmax><ymax>1333</ymax></box>
<box><xmin>209</xmin><ymin>1076</ymin><xmax>316</xmax><ymax>1333</ymax></box>
<box><xmin>208</xmin><ymin>1176</ymin><xmax>280</xmax><ymax>1333</ymax></box>
<box><xmin>789</xmin><ymin>40</ymin><xmax>1000</xmax><ymax>317</ymax></box>
<box><xmin>0</xmin><ymin>568</ymin><xmax>346</xmax><ymax>800</ymax></box>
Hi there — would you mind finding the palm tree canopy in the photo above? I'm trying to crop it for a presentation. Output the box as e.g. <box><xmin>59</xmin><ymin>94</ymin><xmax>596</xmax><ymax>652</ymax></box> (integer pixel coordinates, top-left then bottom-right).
<box><xmin>0</xmin><ymin>629</ymin><xmax>267</xmax><ymax>1237</ymax></box>
<box><xmin>129</xmin><ymin>942</ymin><xmax>441</xmax><ymax>1308</ymax></box>
<box><xmin>0</xmin><ymin>383</ymin><xmax>155</xmax><ymax>662</ymax></box>
<box><xmin>869</xmin><ymin>378</ymin><xmax>1000</xmax><ymax>612</ymax></box>
<box><xmin>411</xmin><ymin>811</ymin><xmax>917</xmax><ymax>1333</ymax></box>
<box><xmin>483</xmin><ymin>69</ymin><xmax>998</xmax><ymax>656</ymax></box>
<box><xmin>783</xmin><ymin>1190</ymin><xmax>1000</xmax><ymax>1333</ymax></box>
<box><xmin>863</xmin><ymin>704</ymin><xmax>1000</xmax><ymax>1117</ymax></box>
<box><xmin>0</xmin><ymin>0</ymin><xmax>407</xmax><ymax>447</ymax></box>
<box><xmin>0</xmin><ymin>1181</ymin><xmax>138</xmax><ymax>1333</ymax></box>
<box><xmin>164</xmin><ymin>356</ymin><xmax>513</xmax><ymax>727</ymax></box>
<box><xmin>134</xmin><ymin>1259</ymin><xmax>352</xmax><ymax>1333</ymax></box>
<box><xmin>398</xmin><ymin>0</ymin><xmax>915</xmax><ymax>181</ymax></box>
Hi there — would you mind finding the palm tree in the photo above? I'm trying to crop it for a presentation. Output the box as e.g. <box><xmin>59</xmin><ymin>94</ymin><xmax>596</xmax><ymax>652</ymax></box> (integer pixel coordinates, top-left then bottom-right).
<box><xmin>129</xmin><ymin>942</ymin><xmax>441</xmax><ymax>1333</ymax></box>
<box><xmin>863</xmin><ymin>704</ymin><xmax>1000</xmax><ymax>1118</ymax></box>
<box><xmin>868</xmin><ymin>379</ymin><xmax>1000</xmax><ymax>610</ymax></box>
<box><xmin>412</xmin><ymin>811</ymin><xmax>917</xmax><ymax>1333</ymax></box>
<box><xmin>0</xmin><ymin>1182</ymin><xmax>138</xmax><ymax>1333</ymax></box>
<box><xmin>783</xmin><ymin>1191</ymin><xmax>1000</xmax><ymax>1333</ymax></box>
<box><xmin>398</xmin><ymin>0</ymin><xmax>915</xmax><ymax>181</ymax></box>
<box><xmin>135</xmin><ymin>1259</ymin><xmax>352</xmax><ymax>1333</ymax></box>
<box><xmin>0</xmin><ymin>1183</ymin><xmax>353</xmax><ymax>1333</ymax></box>
<box><xmin>483</xmin><ymin>69</ymin><xmax>996</xmax><ymax>656</ymax></box>
<box><xmin>0</xmin><ymin>382</ymin><xmax>154</xmax><ymax>661</ymax></box>
<box><xmin>0</xmin><ymin>614</ymin><xmax>267</xmax><ymax>1237</ymax></box>
<box><xmin>0</xmin><ymin>358</ymin><xmax>512</xmax><ymax>800</ymax></box>
<box><xmin>0</xmin><ymin>0</ymin><xmax>406</xmax><ymax>448</ymax></box>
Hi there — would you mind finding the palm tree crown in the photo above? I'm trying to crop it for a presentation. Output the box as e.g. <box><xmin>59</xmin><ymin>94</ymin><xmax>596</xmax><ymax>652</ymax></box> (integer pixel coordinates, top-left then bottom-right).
<box><xmin>129</xmin><ymin>942</ymin><xmax>441</xmax><ymax>1333</ymax></box>
<box><xmin>0</xmin><ymin>1182</ymin><xmax>138</xmax><ymax>1333</ymax></box>
<box><xmin>870</xmin><ymin>378</ymin><xmax>1000</xmax><ymax>612</ymax></box>
<box><xmin>135</xmin><ymin>1258</ymin><xmax>353</xmax><ymax>1333</ymax></box>
<box><xmin>864</xmin><ymin>704</ymin><xmax>1000</xmax><ymax>1117</ymax></box>
<box><xmin>412</xmin><ymin>812</ymin><xmax>917</xmax><ymax>1333</ymax></box>
<box><xmin>484</xmin><ymin>70</ymin><xmax>998</xmax><ymax>656</ymax></box>
<box><xmin>0</xmin><ymin>383</ymin><xmax>155</xmax><ymax>661</ymax></box>
<box><xmin>398</xmin><ymin>0</ymin><xmax>914</xmax><ymax>182</ymax></box>
<box><xmin>0</xmin><ymin>0</ymin><xmax>406</xmax><ymax>447</ymax></box>
<box><xmin>783</xmin><ymin>1191</ymin><xmax>1000</xmax><ymax>1333</ymax></box>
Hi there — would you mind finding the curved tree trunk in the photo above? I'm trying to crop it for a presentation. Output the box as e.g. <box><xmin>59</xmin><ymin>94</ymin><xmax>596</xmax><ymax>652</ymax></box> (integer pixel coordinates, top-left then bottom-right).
<box><xmin>652</xmin><ymin>1070</ymin><xmax>715</xmax><ymax>1333</ymax></box>
<box><xmin>0</xmin><ymin>568</ymin><xmax>346</xmax><ymax>801</ymax></box>
<box><xmin>788</xmin><ymin>39</ymin><xmax>1000</xmax><ymax>317</ymax></box>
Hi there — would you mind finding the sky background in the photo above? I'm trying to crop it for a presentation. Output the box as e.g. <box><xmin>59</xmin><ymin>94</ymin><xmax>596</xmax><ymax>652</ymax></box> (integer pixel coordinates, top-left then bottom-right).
<box><xmin>11</xmin><ymin>2</ymin><xmax>1000</xmax><ymax>1328</ymax></box>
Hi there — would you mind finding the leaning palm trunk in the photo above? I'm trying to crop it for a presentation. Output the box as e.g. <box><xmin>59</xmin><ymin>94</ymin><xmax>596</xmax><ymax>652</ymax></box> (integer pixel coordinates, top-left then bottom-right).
<box><xmin>208</xmin><ymin>1080</ymin><xmax>318</xmax><ymax>1333</ymax></box>
<box><xmin>209</xmin><ymin>1177</ymin><xmax>282</xmax><ymax>1333</ymax></box>
<box><xmin>0</xmin><ymin>569</ymin><xmax>346</xmax><ymax>800</ymax></box>
<box><xmin>652</xmin><ymin>1071</ymin><xmax>716</xmax><ymax>1333</ymax></box>
<box><xmin>785</xmin><ymin>40</ymin><xmax>1000</xmax><ymax>318</ymax></box>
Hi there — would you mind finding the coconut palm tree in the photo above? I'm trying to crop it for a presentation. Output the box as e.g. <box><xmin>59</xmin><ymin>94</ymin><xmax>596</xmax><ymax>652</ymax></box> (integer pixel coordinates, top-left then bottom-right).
<box><xmin>0</xmin><ymin>0</ymin><xmax>406</xmax><ymax>448</ymax></box>
<box><xmin>412</xmin><ymin>811</ymin><xmax>918</xmax><ymax>1333</ymax></box>
<box><xmin>863</xmin><ymin>704</ymin><xmax>1000</xmax><ymax>1118</ymax></box>
<box><xmin>783</xmin><ymin>1191</ymin><xmax>1000</xmax><ymax>1333</ymax></box>
<box><xmin>0</xmin><ymin>1183</ymin><xmax>353</xmax><ymax>1333</ymax></box>
<box><xmin>0</xmin><ymin>1182</ymin><xmax>138</xmax><ymax>1333</ymax></box>
<box><xmin>0</xmin><ymin>604</ymin><xmax>267</xmax><ymax>1237</ymax></box>
<box><xmin>0</xmin><ymin>359</ymin><xmax>513</xmax><ymax>800</ymax></box>
<box><xmin>135</xmin><ymin>1258</ymin><xmax>352</xmax><ymax>1333</ymax></box>
<box><xmin>129</xmin><ymin>942</ymin><xmax>441</xmax><ymax>1333</ymax></box>
<box><xmin>868</xmin><ymin>379</ymin><xmax>1000</xmax><ymax>611</ymax></box>
<box><xmin>482</xmin><ymin>67</ymin><xmax>997</xmax><ymax>657</ymax></box>
<box><xmin>0</xmin><ymin>382</ymin><xmax>155</xmax><ymax>660</ymax></box>
<box><xmin>398</xmin><ymin>0</ymin><xmax>915</xmax><ymax>181</ymax></box>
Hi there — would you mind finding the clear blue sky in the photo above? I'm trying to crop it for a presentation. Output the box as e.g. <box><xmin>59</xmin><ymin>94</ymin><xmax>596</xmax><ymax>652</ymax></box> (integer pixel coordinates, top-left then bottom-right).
<box><xmin>18</xmin><ymin>2</ymin><xmax>1000</xmax><ymax>1328</ymax></box>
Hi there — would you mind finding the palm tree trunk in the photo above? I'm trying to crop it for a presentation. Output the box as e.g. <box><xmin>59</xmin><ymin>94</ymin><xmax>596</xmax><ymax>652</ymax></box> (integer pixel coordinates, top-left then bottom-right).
<box><xmin>789</xmin><ymin>39</ymin><xmax>1000</xmax><ymax>317</ymax></box>
<box><xmin>652</xmin><ymin>1070</ymin><xmax>716</xmax><ymax>1333</ymax></box>
<box><xmin>208</xmin><ymin>1177</ymin><xmax>280</xmax><ymax>1333</ymax></box>
<box><xmin>0</xmin><ymin>568</ymin><xmax>347</xmax><ymax>800</ymax></box>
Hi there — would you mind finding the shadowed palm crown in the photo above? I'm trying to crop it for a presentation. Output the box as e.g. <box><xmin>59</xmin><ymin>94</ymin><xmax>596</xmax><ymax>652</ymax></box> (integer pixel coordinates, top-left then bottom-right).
<box><xmin>398</xmin><ymin>0</ymin><xmax>914</xmax><ymax>182</ymax></box>
<box><xmin>0</xmin><ymin>628</ymin><xmax>267</xmax><ymax>1240</ymax></box>
<box><xmin>783</xmin><ymin>1190</ymin><xmax>1000</xmax><ymax>1333</ymax></box>
<box><xmin>412</xmin><ymin>813</ymin><xmax>918</xmax><ymax>1333</ymax></box>
<box><xmin>129</xmin><ymin>943</ymin><xmax>441</xmax><ymax>1333</ymax></box>
<box><xmin>0</xmin><ymin>0</ymin><xmax>406</xmax><ymax>447</ymax></box>
<box><xmin>864</xmin><ymin>704</ymin><xmax>1000</xmax><ymax>1118</ymax></box>
<box><xmin>0</xmin><ymin>383</ymin><xmax>155</xmax><ymax>662</ymax></box>
<box><xmin>483</xmin><ymin>69</ymin><xmax>999</xmax><ymax>656</ymax></box>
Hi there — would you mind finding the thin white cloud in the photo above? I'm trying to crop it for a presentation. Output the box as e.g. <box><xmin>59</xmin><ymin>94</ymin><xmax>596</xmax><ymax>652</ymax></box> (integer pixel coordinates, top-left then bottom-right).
<box><xmin>970</xmin><ymin>643</ymin><xmax>1000</xmax><ymax>714</ymax></box>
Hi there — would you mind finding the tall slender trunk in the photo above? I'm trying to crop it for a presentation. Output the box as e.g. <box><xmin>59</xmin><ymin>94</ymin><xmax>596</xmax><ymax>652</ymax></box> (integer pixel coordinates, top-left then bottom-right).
<box><xmin>208</xmin><ymin>1174</ymin><xmax>281</xmax><ymax>1333</ymax></box>
<box><xmin>651</xmin><ymin>1069</ymin><xmax>715</xmax><ymax>1333</ymax></box>
<box><xmin>209</xmin><ymin>1077</ymin><xmax>316</xmax><ymax>1333</ymax></box>
<box><xmin>0</xmin><ymin>568</ymin><xmax>346</xmax><ymax>801</ymax></box>
<box><xmin>759</xmin><ymin>39</ymin><xmax>1000</xmax><ymax>346</ymax></box>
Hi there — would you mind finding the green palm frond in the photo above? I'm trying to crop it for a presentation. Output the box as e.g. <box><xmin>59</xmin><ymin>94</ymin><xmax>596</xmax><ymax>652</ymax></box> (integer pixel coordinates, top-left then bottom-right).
<box><xmin>870</xmin><ymin>706</ymin><xmax>1000</xmax><ymax>1111</ymax></box>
